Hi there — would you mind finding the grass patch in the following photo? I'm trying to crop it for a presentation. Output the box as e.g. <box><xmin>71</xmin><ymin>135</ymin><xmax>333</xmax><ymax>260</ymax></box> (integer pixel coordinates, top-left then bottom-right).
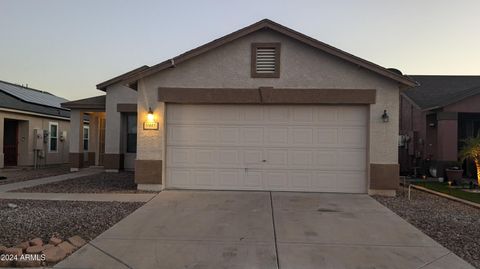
<box><xmin>416</xmin><ymin>182</ymin><xmax>480</xmax><ymax>204</ymax></box>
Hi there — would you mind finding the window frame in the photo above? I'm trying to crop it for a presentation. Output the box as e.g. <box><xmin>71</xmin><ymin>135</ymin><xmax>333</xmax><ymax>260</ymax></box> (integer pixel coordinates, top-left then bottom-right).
<box><xmin>126</xmin><ymin>113</ymin><xmax>137</xmax><ymax>153</ymax></box>
<box><xmin>251</xmin><ymin>42</ymin><xmax>281</xmax><ymax>78</ymax></box>
<box><xmin>83</xmin><ymin>125</ymin><xmax>89</xmax><ymax>151</ymax></box>
<box><xmin>48</xmin><ymin>122</ymin><xmax>59</xmax><ymax>152</ymax></box>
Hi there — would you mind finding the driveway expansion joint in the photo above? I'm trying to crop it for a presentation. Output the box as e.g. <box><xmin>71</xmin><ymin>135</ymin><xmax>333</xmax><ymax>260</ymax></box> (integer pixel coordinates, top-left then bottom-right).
<box><xmin>88</xmin><ymin>242</ymin><xmax>133</xmax><ymax>269</ymax></box>
<box><xmin>269</xmin><ymin>191</ymin><xmax>280</xmax><ymax>269</ymax></box>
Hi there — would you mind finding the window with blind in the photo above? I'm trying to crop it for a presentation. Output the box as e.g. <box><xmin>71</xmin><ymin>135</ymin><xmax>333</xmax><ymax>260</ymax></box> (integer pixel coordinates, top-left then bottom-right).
<box><xmin>251</xmin><ymin>43</ymin><xmax>280</xmax><ymax>78</ymax></box>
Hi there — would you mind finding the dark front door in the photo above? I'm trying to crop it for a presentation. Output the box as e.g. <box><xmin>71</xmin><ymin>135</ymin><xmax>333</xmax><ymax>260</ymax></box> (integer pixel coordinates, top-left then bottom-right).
<box><xmin>3</xmin><ymin>120</ymin><xmax>18</xmax><ymax>166</ymax></box>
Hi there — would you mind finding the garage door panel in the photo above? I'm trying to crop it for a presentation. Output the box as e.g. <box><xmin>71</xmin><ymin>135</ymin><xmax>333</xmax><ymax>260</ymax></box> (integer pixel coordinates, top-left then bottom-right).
<box><xmin>337</xmin><ymin>150</ymin><xmax>367</xmax><ymax>170</ymax></box>
<box><xmin>194</xmin><ymin>170</ymin><xmax>216</xmax><ymax>186</ymax></box>
<box><xmin>314</xmin><ymin>150</ymin><xmax>339</xmax><ymax>168</ymax></box>
<box><xmin>266</xmin><ymin>127</ymin><xmax>288</xmax><ymax>144</ymax></box>
<box><xmin>339</xmin><ymin>127</ymin><xmax>367</xmax><ymax>147</ymax></box>
<box><xmin>241</xmin><ymin>127</ymin><xmax>264</xmax><ymax>145</ymax></box>
<box><xmin>316</xmin><ymin>106</ymin><xmax>339</xmax><ymax>123</ymax></box>
<box><xmin>264</xmin><ymin>171</ymin><xmax>288</xmax><ymax>189</ymax></box>
<box><xmin>316</xmin><ymin>128</ymin><xmax>338</xmax><ymax>145</ymax></box>
<box><xmin>291</xmin><ymin>128</ymin><xmax>314</xmax><ymax>145</ymax></box>
<box><xmin>166</xmin><ymin>104</ymin><xmax>367</xmax><ymax>193</ymax></box>
<box><xmin>218</xmin><ymin>127</ymin><xmax>240</xmax><ymax>144</ymax></box>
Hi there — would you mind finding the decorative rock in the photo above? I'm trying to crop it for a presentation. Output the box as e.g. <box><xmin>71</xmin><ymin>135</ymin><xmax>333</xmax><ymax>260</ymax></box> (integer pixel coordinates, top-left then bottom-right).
<box><xmin>67</xmin><ymin>235</ymin><xmax>87</xmax><ymax>248</ymax></box>
<box><xmin>43</xmin><ymin>244</ymin><xmax>54</xmax><ymax>250</ymax></box>
<box><xmin>16</xmin><ymin>259</ymin><xmax>42</xmax><ymax>267</ymax></box>
<box><xmin>57</xmin><ymin>241</ymin><xmax>76</xmax><ymax>255</ymax></box>
<box><xmin>29</xmin><ymin>237</ymin><xmax>43</xmax><ymax>246</ymax></box>
<box><xmin>16</xmin><ymin>241</ymin><xmax>29</xmax><ymax>251</ymax></box>
<box><xmin>4</xmin><ymin>247</ymin><xmax>22</xmax><ymax>256</ymax></box>
<box><xmin>42</xmin><ymin>247</ymin><xmax>67</xmax><ymax>263</ymax></box>
<box><xmin>26</xmin><ymin>245</ymin><xmax>45</xmax><ymax>254</ymax></box>
<box><xmin>0</xmin><ymin>260</ymin><xmax>12</xmax><ymax>267</ymax></box>
<box><xmin>0</xmin><ymin>245</ymin><xmax>6</xmax><ymax>253</ymax></box>
<box><xmin>7</xmin><ymin>203</ymin><xmax>18</xmax><ymax>208</ymax></box>
<box><xmin>49</xmin><ymin>237</ymin><xmax>62</xmax><ymax>246</ymax></box>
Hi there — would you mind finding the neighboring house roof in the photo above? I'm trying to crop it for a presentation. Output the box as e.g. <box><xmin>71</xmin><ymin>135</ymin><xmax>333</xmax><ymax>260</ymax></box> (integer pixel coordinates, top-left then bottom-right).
<box><xmin>0</xmin><ymin>80</ymin><xmax>68</xmax><ymax>109</ymax></box>
<box><xmin>61</xmin><ymin>95</ymin><xmax>106</xmax><ymax>110</ymax></box>
<box><xmin>0</xmin><ymin>80</ymin><xmax>71</xmax><ymax>119</ymax></box>
<box><xmin>96</xmin><ymin>19</ymin><xmax>417</xmax><ymax>91</ymax></box>
<box><xmin>403</xmin><ymin>75</ymin><xmax>480</xmax><ymax>110</ymax></box>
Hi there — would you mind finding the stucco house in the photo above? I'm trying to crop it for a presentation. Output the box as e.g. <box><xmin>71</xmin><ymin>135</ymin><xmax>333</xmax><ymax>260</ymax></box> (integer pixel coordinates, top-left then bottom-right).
<box><xmin>400</xmin><ymin>75</ymin><xmax>480</xmax><ymax>178</ymax></box>
<box><xmin>0</xmin><ymin>80</ymin><xmax>77</xmax><ymax>168</ymax></box>
<box><xmin>63</xmin><ymin>19</ymin><xmax>417</xmax><ymax>195</ymax></box>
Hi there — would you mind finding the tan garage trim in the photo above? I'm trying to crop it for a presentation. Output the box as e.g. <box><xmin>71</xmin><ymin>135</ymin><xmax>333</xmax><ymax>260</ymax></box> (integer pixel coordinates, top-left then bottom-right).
<box><xmin>117</xmin><ymin>103</ymin><xmax>137</xmax><ymax>112</ymax></box>
<box><xmin>158</xmin><ymin>87</ymin><xmax>376</xmax><ymax>104</ymax></box>
<box><xmin>104</xmin><ymin>153</ymin><xmax>124</xmax><ymax>170</ymax></box>
<box><xmin>369</xmin><ymin>163</ymin><xmax>399</xmax><ymax>190</ymax></box>
<box><xmin>260</xmin><ymin>88</ymin><xmax>376</xmax><ymax>104</ymax></box>
<box><xmin>135</xmin><ymin>160</ymin><xmax>163</xmax><ymax>184</ymax></box>
<box><xmin>69</xmin><ymin>153</ymin><xmax>83</xmax><ymax>169</ymax></box>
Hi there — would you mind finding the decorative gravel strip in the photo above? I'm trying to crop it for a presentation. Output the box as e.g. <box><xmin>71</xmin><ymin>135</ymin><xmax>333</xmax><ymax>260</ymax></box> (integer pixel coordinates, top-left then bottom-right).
<box><xmin>13</xmin><ymin>171</ymin><xmax>146</xmax><ymax>193</ymax></box>
<box><xmin>373</xmin><ymin>189</ymin><xmax>480</xmax><ymax>268</ymax></box>
<box><xmin>0</xmin><ymin>165</ymin><xmax>70</xmax><ymax>185</ymax></box>
<box><xmin>0</xmin><ymin>199</ymin><xmax>144</xmax><ymax>247</ymax></box>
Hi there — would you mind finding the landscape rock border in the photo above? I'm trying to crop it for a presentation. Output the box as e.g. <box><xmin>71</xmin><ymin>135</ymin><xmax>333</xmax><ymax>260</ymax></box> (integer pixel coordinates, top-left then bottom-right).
<box><xmin>0</xmin><ymin>235</ymin><xmax>86</xmax><ymax>267</ymax></box>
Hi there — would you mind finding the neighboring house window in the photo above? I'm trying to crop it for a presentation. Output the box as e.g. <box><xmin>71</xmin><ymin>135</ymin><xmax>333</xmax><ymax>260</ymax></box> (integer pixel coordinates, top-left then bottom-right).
<box><xmin>49</xmin><ymin>122</ymin><xmax>58</xmax><ymax>152</ymax></box>
<box><xmin>83</xmin><ymin>126</ymin><xmax>89</xmax><ymax>151</ymax></box>
<box><xmin>126</xmin><ymin>113</ymin><xmax>137</xmax><ymax>153</ymax></box>
<box><xmin>251</xmin><ymin>42</ymin><xmax>281</xmax><ymax>78</ymax></box>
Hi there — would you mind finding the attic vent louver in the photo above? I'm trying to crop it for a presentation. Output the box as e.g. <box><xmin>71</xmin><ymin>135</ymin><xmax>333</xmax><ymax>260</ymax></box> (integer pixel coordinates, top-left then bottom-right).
<box><xmin>256</xmin><ymin>48</ymin><xmax>276</xmax><ymax>73</ymax></box>
<box><xmin>251</xmin><ymin>43</ymin><xmax>280</xmax><ymax>78</ymax></box>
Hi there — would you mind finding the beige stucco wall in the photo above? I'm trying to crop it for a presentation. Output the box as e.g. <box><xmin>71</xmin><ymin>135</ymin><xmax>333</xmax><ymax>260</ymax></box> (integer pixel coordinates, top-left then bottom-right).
<box><xmin>104</xmin><ymin>84</ymin><xmax>137</xmax><ymax>169</ymax></box>
<box><xmin>0</xmin><ymin>110</ymin><xmax>70</xmax><ymax>168</ymax></box>
<box><xmin>135</xmin><ymin>29</ymin><xmax>400</xmax><ymax>169</ymax></box>
<box><xmin>105</xmin><ymin>84</ymin><xmax>137</xmax><ymax>154</ymax></box>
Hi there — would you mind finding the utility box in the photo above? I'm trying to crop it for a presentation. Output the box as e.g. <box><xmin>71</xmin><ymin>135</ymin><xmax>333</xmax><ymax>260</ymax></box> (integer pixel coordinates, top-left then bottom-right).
<box><xmin>33</xmin><ymin>129</ymin><xmax>43</xmax><ymax>150</ymax></box>
<box><xmin>60</xmin><ymin>130</ymin><xmax>67</xmax><ymax>142</ymax></box>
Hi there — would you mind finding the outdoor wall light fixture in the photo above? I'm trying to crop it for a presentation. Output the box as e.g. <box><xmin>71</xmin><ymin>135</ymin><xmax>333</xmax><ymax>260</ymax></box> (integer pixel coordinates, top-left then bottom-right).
<box><xmin>143</xmin><ymin>107</ymin><xmax>159</xmax><ymax>130</ymax></box>
<box><xmin>147</xmin><ymin>107</ymin><xmax>154</xmax><ymax>122</ymax></box>
<box><xmin>381</xmin><ymin>110</ymin><xmax>389</xmax><ymax>123</ymax></box>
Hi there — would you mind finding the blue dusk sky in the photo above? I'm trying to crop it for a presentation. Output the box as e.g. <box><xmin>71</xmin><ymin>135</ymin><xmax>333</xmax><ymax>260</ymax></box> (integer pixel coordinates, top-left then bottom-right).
<box><xmin>1</xmin><ymin>0</ymin><xmax>479</xmax><ymax>100</ymax></box>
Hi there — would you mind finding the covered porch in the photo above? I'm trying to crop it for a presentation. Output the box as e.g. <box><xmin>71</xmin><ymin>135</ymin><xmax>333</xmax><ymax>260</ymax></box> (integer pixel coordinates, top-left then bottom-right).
<box><xmin>62</xmin><ymin>96</ymin><xmax>106</xmax><ymax>171</ymax></box>
<box><xmin>61</xmin><ymin>96</ymin><xmax>137</xmax><ymax>172</ymax></box>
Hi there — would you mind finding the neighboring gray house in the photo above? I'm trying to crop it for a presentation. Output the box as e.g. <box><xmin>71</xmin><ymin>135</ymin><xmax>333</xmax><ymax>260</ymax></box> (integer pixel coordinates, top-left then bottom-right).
<box><xmin>63</xmin><ymin>19</ymin><xmax>417</xmax><ymax>195</ymax></box>
<box><xmin>0</xmin><ymin>80</ymin><xmax>74</xmax><ymax>168</ymax></box>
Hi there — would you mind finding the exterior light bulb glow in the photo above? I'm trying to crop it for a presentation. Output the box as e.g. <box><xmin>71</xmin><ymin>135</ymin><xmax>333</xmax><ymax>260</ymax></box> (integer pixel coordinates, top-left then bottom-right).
<box><xmin>147</xmin><ymin>107</ymin><xmax>154</xmax><ymax>122</ymax></box>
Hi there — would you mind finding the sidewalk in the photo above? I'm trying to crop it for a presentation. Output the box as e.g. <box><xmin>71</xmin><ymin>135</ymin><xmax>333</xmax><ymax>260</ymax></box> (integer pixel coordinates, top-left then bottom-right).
<box><xmin>0</xmin><ymin>168</ymin><xmax>157</xmax><ymax>202</ymax></box>
<box><xmin>0</xmin><ymin>192</ymin><xmax>156</xmax><ymax>202</ymax></box>
<box><xmin>0</xmin><ymin>168</ymin><xmax>101</xmax><ymax>193</ymax></box>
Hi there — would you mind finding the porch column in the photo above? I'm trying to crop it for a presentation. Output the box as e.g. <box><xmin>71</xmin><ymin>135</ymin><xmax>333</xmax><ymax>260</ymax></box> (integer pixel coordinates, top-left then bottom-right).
<box><xmin>104</xmin><ymin>96</ymin><xmax>123</xmax><ymax>172</ymax></box>
<box><xmin>436</xmin><ymin>112</ymin><xmax>458</xmax><ymax>162</ymax></box>
<box><xmin>0</xmin><ymin>116</ymin><xmax>4</xmax><ymax>168</ymax></box>
<box><xmin>135</xmin><ymin>81</ymin><xmax>164</xmax><ymax>191</ymax></box>
<box><xmin>87</xmin><ymin>113</ymin><xmax>98</xmax><ymax>166</ymax></box>
<box><xmin>69</xmin><ymin>110</ymin><xmax>84</xmax><ymax>171</ymax></box>
<box><xmin>434</xmin><ymin>112</ymin><xmax>459</xmax><ymax>177</ymax></box>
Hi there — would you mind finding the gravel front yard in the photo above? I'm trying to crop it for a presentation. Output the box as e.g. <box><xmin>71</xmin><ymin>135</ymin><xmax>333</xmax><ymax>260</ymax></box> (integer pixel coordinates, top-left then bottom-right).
<box><xmin>0</xmin><ymin>165</ymin><xmax>70</xmax><ymax>185</ymax></box>
<box><xmin>374</xmin><ymin>189</ymin><xmax>480</xmax><ymax>268</ymax></box>
<box><xmin>13</xmin><ymin>172</ymin><xmax>143</xmax><ymax>193</ymax></box>
<box><xmin>0</xmin><ymin>199</ymin><xmax>143</xmax><ymax>247</ymax></box>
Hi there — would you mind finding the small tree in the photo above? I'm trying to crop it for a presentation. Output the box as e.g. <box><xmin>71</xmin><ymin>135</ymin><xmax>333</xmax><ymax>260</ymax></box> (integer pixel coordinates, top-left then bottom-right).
<box><xmin>458</xmin><ymin>134</ymin><xmax>480</xmax><ymax>186</ymax></box>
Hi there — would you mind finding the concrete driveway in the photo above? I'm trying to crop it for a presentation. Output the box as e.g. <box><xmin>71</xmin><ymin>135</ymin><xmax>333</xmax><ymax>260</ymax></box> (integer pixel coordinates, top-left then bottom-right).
<box><xmin>56</xmin><ymin>191</ymin><xmax>474</xmax><ymax>269</ymax></box>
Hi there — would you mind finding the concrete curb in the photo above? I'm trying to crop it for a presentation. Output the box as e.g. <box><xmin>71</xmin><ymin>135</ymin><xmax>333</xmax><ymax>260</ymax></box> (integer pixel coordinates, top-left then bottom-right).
<box><xmin>411</xmin><ymin>184</ymin><xmax>480</xmax><ymax>210</ymax></box>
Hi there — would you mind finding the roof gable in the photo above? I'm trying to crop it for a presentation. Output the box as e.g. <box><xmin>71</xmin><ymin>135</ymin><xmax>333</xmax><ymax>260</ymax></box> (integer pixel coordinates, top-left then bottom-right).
<box><xmin>97</xmin><ymin>19</ymin><xmax>417</xmax><ymax>90</ymax></box>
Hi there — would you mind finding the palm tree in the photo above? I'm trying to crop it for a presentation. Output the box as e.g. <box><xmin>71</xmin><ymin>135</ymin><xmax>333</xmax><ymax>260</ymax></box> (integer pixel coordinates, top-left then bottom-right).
<box><xmin>458</xmin><ymin>134</ymin><xmax>480</xmax><ymax>186</ymax></box>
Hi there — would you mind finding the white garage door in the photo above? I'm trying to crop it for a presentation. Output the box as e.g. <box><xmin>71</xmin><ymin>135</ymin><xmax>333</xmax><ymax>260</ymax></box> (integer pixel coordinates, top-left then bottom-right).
<box><xmin>166</xmin><ymin>104</ymin><xmax>367</xmax><ymax>193</ymax></box>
